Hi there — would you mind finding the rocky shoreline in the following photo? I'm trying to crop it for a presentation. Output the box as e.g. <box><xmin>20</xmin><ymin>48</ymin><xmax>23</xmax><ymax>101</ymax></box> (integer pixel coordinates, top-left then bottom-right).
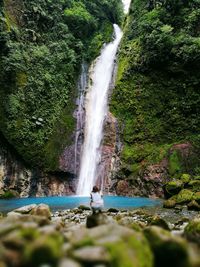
<box><xmin>0</xmin><ymin>204</ymin><xmax>200</xmax><ymax>267</ymax></box>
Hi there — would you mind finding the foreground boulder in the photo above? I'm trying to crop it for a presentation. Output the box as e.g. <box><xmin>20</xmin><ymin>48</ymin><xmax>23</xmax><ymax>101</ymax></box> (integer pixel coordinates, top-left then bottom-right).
<box><xmin>163</xmin><ymin>198</ymin><xmax>176</xmax><ymax>208</ymax></box>
<box><xmin>165</xmin><ymin>180</ymin><xmax>183</xmax><ymax>196</ymax></box>
<box><xmin>30</xmin><ymin>204</ymin><xmax>51</xmax><ymax>219</ymax></box>
<box><xmin>69</xmin><ymin>223</ymin><xmax>154</xmax><ymax>267</ymax></box>
<box><xmin>187</xmin><ymin>200</ymin><xmax>200</xmax><ymax>211</ymax></box>
<box><xmin>184</xmin><ymin>218</ymin><xmax>200</xmax><ymax>245</ymax></box>
<box><xmin>144</xmin><ymin>226</ymin><xmax>190</xmax><ymax>267</ymax></box>
<box><xmin>86</xmin><ymin>213</ymin><xmax>110</xmax><ymax>228</ymax></box>
<box><xmin>176</xmin><ymin>189</ymin><xmax>193</xmax><ymax>204</ymax></box>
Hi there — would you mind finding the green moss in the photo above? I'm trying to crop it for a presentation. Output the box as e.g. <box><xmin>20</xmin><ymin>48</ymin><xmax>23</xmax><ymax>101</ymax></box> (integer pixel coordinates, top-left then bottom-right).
<box><xmin>180</xmin><ymin>174</ymin><xmax>191</xmax><ymax>183</ymax></box>
<box><xmin>144</xmin><ymin>226</ymin><xmax>190</xmax><ymax>267</ymax></box>
<box><xmin>176</xmin><ymin>189</ymin><xmax>193</xmax><ymax>204</ymax></box>
<box><xmin>121</xmin><ymin>143</ymin><xmax>171</xmax><ymax>176</ymax></box>
<box><xmin>105</xmin><ymin>234</ymin><xmax>153</xmax><ymax>267</ymax></box>
<box><xmin>4</xmin><ymin>11</ymin><xmax>11</xmax><ymax>32</ymax></box>
<box><xmin>187</xmin><ymin>180</ymin><xmax>200</xmax><ymax>192</ymax></box>
<box><xmin>193</xmin><ymin>192</ymin><xmax>200</xmax><ymax>203</ymax></box>
<box><xmin>73</xmin><ymin>237</ymin><xmax>94</xmax><ymax>249</ymax></box>
<box><xmin>163</xmin><ymin>199</ymin><xmax>176</xmax><ymax>209</ymax></box>
<box><xmin>16</xmin><ymin>72</ymin><xmax>27</xmax><ymax>88</ymax></box>
<box><xmin>24</xmin><ymin>233</ymin><xmax>63</xmax><ymax>266</ymax></box>
<box><xmin>184</xmin><ymin>218</ymin><xmax>200</xmax><ymax>245</ymax></box>
<box><xmin>169</xmin><ymin>151</ymin><xmax>182</xmax><ymax>178</ymax></box>
<box><xmin>165</xmin><ymin>180</ymin><xmax>183</xmax><ymax>196</ymax></box>
<box><xmin>44</xmin><ymin>100</ymin><xmax>75</xmax><ymax>171</ymax></box>
<box><xmin>0</xmin><ymin>190</ymin><xmax>18</xmax><ymax>199</ymax></box>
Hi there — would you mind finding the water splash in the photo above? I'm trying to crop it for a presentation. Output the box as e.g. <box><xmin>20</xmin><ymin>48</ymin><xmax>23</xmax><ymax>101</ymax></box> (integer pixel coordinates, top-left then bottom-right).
<box><xmin>76</xmin><ymin>25</ymin><xmax>123</xmax><ymax>195</ymax></box>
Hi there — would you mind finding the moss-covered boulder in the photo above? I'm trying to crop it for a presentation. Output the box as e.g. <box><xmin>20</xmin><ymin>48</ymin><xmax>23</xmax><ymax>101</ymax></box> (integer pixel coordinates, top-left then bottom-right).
<box><xmin>165</xmin><ymin>180</ymin><xmax>183</xmax><ymax>196</ymax></box>
<box><xmin>86</xmin><ymin>213</ymin><xmax>110</xmax><ymax>228</ymax></box>
<box><xmin>187</xmin><ymin>180</ymin><xmax>200</xmax><ymax>192</ymax></box>
<box><xmin>193</xmin><ymin>192</ymin><xmax>200</xmax><ymax>204</ymax></box>
<box><xmin>70</xmin><ymin>224</ymin><xmax>154</xmax><ymax>267</ymax></box>
<box><xmin>144</xmin><ymin>226</ymin><xmax>190</xmax><ymax>267</ymax></box>
<box><xmin>187</xmin><ymin>200</ymin><xmax>200</xmax><ymax>211</ymax></box>
<box><xmin>30</xmin><ymin>204</ymin><xmax>51</xmax><ymax>220</ymax></box>
<box><xmin>180</xmin><ymin>174</ymin><xmax>191</xmax><ymax>183</ymax></box>
<box><xmin>176</xmin><ymin>189</ymin><xmax>193</xmax><ymax>204</ymax></box>
<box><xmin>23</xmin><ymin>233</ymin><xmax>64</xmax><ymax>266</ymax></box>
<box><xmin>149</xmin><ymin>216</ymin><xmax>170</xmax><ymax>230</ymax></box>
<box><xmin>184</xmin><ymin>218</ymin><xmax>200</xmax><ymax>245</ymax></box>
<box><xmin>163</xmin><ymin>198</ymin><xmax>176</xmax><ymax>209</ymax></box>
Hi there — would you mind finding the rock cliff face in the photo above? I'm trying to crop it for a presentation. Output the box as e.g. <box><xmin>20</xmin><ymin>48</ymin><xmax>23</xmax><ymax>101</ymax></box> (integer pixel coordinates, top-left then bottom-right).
<box><xmin>0</xmin><ymin>135</ymin><xmax>76</xmax><ymax>197</ymax></box>
<box><xmin>112</xmin><ymin>142</ymin><xmax>200</xmax><ymax>198</ymax></box>
<box><xmin>110</xmin><ymin>0</ymin><xmax>200</xmax><ymax>197</ymax></box>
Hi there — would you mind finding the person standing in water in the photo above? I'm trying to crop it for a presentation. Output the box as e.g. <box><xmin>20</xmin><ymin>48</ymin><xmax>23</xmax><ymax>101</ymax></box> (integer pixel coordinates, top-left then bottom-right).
<box><xmin>90</xmin><ymin>186</ymin><xmax>104</xmax><ymax>214</ymax></box>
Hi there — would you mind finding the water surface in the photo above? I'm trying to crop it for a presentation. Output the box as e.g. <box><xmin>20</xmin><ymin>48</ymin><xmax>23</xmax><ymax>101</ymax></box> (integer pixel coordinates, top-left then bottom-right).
<box><xmin>0</xmin><ymin>196</ymin><xmax>162</xmax><ymax>213</ymax></box>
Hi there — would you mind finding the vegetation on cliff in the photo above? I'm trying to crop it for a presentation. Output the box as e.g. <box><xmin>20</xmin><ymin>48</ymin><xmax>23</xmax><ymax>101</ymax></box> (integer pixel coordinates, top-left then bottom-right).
<box><xmin>112</xmin><ymin>0</ymin><xmax>200</xmax><ymax>179</ymax></box>
<box><xmin>0</xmin><ymin>0</ymin><xmax>123</xmax><ymax>169</ymax></box>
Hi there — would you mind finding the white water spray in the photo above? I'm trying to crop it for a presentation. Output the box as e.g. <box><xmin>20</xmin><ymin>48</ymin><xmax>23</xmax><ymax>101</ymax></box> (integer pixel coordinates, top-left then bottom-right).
<box><xmin>76</xmin><ymin>1</ymin><xmax>131</xmax><ymax>196</ymax></box>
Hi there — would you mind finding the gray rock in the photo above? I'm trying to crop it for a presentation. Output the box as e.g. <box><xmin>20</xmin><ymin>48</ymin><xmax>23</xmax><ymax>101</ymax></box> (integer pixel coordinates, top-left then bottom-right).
<box><xmin>78</xmin><ymin>205</ymin><xmax>91</xmax><ymax>211</ymax></box>
<box><xmin>13</xmin><ymin>204</ymin><xmax>37</xmax><ymax>214</ymax></box>
<box><xmin>86</xmin><ymin>213</ymin><xmax>109</xmax><ymax>228</ymax></box>
<box><xmin>107</xmin><ymin>208</ymin><xmax>119</xmax><ymax>213</ymax></box>
<box><xmin>72</xmin><ymin>246</ymin><xmax>110</xmax><ymax>263</ymax></box>
<box><xmin>30</xmin><ymin>204</ymin><xmax>51</xmax><ymax>219</ymax></box>
<box><xmin>58</xmin><ymin>258</ymin><xmax>81</xmax><ymax>267</ymax></box>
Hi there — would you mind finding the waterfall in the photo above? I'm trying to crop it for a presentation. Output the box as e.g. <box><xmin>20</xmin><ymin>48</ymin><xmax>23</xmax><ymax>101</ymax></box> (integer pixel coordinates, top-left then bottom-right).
<box><xmin>74</xmin><ymin>63</ymin><xmax>88</xmax><ymax>175</ymax></box>
<box><xmin>123</xmin><ymin>0</ymin><xmax>132</xmax><ymax>14</ymax></box>
<box><xmin>76</xmin><ymin>1</ymin><xmax>131</xmax><ymax>196</ymax></box>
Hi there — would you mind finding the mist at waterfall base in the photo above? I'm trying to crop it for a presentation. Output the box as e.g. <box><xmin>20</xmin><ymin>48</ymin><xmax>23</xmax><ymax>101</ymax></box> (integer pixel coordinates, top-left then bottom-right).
<box><xmin>0</xmin><ymin>196</ymin><xmax>162</xmax><ymax>213</ymax></box>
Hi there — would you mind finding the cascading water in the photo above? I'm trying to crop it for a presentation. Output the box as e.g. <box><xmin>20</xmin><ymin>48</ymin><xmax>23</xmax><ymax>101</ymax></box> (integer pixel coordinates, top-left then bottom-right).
<box><xmin>74</xmin><ymin>63</ymin><xmax>88</xmax><ymax>175</ymax></box>
<box><xmin>76</xmin><ymin>1</ymin><xmax>131</xmax><ymax>196</ymax></box>
<box><xmin>123</xmin><ymin>0</ymin><xmax>132</xmax><ymax>14</ymax></box>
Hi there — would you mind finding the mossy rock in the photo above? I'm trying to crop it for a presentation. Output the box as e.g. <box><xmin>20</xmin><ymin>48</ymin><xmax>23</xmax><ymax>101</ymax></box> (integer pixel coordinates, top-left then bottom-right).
<box><xmin>149</xmin><ymin>216</ymin><xmax>170</xmax><ymax>230</ymax></box>
<box><xmin>187</xmin><ymin>200</ymin><xmax>200</xmax><ymax>211</ymax></box>
<box><xmin>86</xmin><ymin>213</ymin><xmax>109</xmax><ymax>228</ymax></box>
<box><xmin>193</xmin><ymin>192</ymin><xmax>200</xmax><ymax>204</ymax></box>
<box><xmin>180</xmin><ymin>174</ymin><xmax>191</xmax><ymax>183</ymax></box>
<box><xmin>163</xmin><ymin>199</ymin><xmax>176</xmax><ymax>209</ymax></box>
<box><xmin>78</xmin><ymin>205</ymin><xmax>91</xmax><ymax>211</ymax></box>
<box><xmin>30</xmin><ymin>204</ymin><xmax>51</xmax><ymax>219</ymax></box>
<box><xmin>71</xmin><ymin>224</ymin><xmax>153</xmax><ymax>267</ymax></box>
<box><xmin>176</xmin><ymin>189</ymin><xmax>193</xmax><ymax>204</ymax></box>
<box><xmin>165</xmin><ymin>180</ymin><xmax>183</xmax><ymax>196</ymax></box>
<box><xmin>184</xmin><ymin>218</ymin><xmax>200</xmax><ymax>245</ymax></box>
<box><xmin>144</xmin><ymin>226</ymin><xmax>190</xmax><ymax>267</ymax></box>
<box><xmin>103</xmin><ymin>226</ymin><xmax>153</xmax><ymax>267</ymax></box>
<box><xmin>187</xmin><ymin>180</ymin><xmax>200</xmax><ymax>192</ymax></box>
<box><xmin>23</xmin><ymin>233</ymin><xmax>63</xmax><ymax>266</ymax></box>
<box><xmin>0</xmin><ymin>190</ymin><xmax>19</xmax><ymax>199</ymax></box>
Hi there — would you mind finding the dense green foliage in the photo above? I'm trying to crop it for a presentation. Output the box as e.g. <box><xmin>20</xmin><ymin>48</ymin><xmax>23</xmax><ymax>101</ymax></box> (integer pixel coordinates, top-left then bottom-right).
<box><xmin>112</xmin><ymin>0</ymin><xmax>200</xmax><ymax>176</ymax></box>
<box><xmin>0</xmin><ymin>0</ymin><xmax>123</xmax><ymax>169</ymax></box>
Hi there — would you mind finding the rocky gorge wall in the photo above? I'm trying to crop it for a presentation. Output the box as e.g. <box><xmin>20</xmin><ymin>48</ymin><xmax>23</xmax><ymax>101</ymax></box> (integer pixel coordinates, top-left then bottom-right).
<box><xmin>110</xmin><ymin>0</ymin><xmax>200</xmax><ymax>197</ymax></box>
<box><xmin>0</xmin><ymin>134</ymin><xmax>76</xmax><ymax>198</ymax></box>
<box><xmin>0</xmin><ymin>0</ymin><xmax>123</xmax><ymax>197</ymax></box>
